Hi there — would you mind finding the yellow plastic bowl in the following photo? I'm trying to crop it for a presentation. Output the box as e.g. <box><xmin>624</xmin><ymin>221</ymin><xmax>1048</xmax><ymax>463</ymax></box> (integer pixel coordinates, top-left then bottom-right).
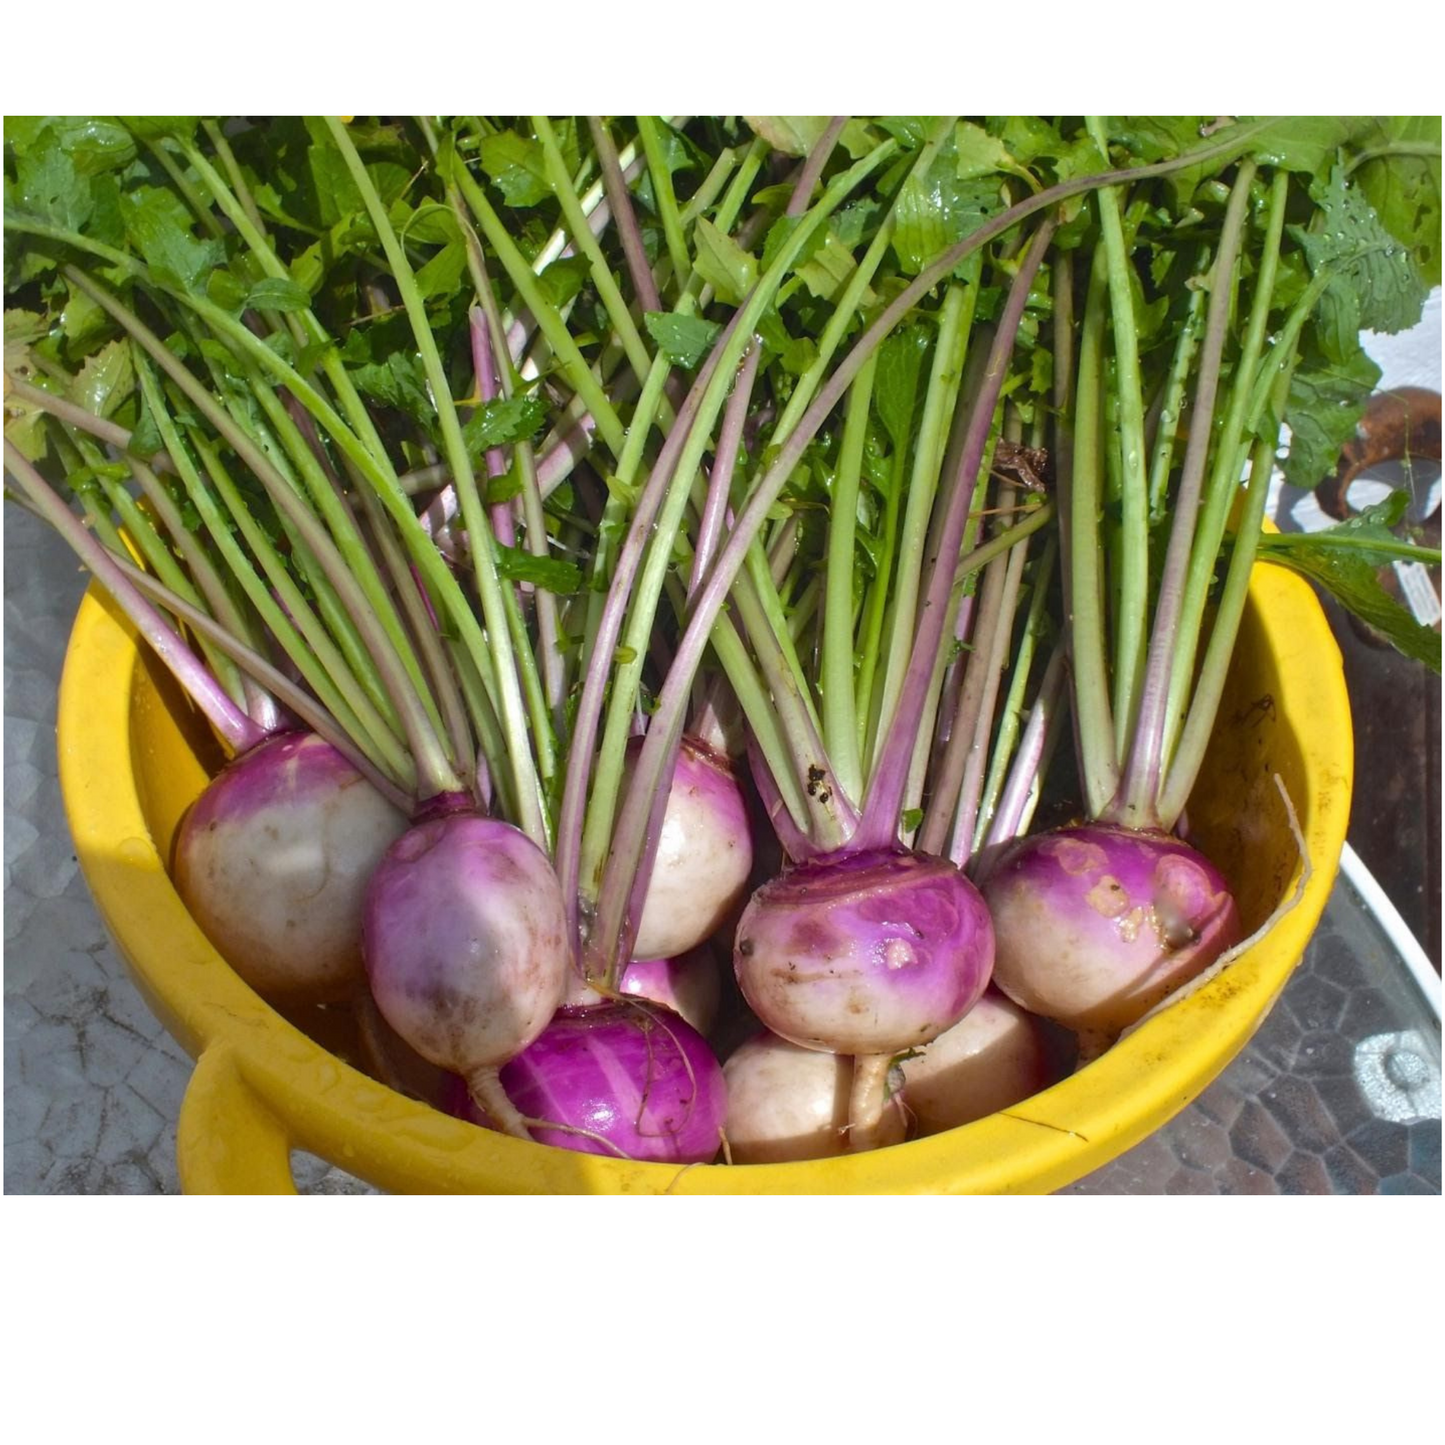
<box><xmin>58</xmin><ymin>561</ymin><xmax>1352</xmax><ymax>1193</ymax></box>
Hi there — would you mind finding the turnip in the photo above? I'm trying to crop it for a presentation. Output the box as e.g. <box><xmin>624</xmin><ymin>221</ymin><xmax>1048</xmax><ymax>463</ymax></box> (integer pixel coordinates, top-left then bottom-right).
<box><xmin>981</xmin><ymin>823</ymin><xmax>1240</xmax><ymax>1040</ymax></box>
<box><xmin>445</xmin><ymin>1001</ymin><xmax>727</xmax><ymax>1164</ymax></box>
<box><xmin>626</xmin><ymin>736</ymin><xmax>754</xmax><ymax>962</ymax></box>
<box><xmin>617</xmin><ymin>946</ymin><xmax>722</xmax><ymax>1037</ymax></box>
<box><xmin>363</xmin><ymin>810</ymin><xmax>571</xmax><ymax>1135</ymax></box>
<box><xmin>722</xmin><ymin>1029</ymin><xmax>907</xmax><ymax>1163</ymax></box>
<box><xmin>175</xmin><ymin>730</ymin><xmax>409</xmax><ymax>1002</ymax></box>
<box><xmin>897</xmin><ymin>988</ymin><xmax>1070</xmax><ymax>1136</ymax></box>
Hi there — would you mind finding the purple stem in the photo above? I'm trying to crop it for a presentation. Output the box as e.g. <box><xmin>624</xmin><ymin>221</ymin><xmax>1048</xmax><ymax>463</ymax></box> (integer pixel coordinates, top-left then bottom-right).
<box><xmin>917</xmin><ymin>543</ymin><xmax>1012</xmax><ymax>856</ymax></box>
<box><xmin>4</xmin><ymin>440</ymin><xmax>267</xmax><ymax>756</ymax></box>
<box><xmin>470</xmin><ymin>308</ymin><xmax>517</xmax><ymax>548</ymax></box>
<box><xmin>688</xmin><ymin>343</ymin><xmax>761</xmax><ymax>598</ymax></box>
<box><xmin>978</xmin><ymin>642</ymin><xmax>1069</xmax><ymax>859</ymax></box>
<box><xmin>589</xmin><ymin>117</ymin><xmax>664</xmax><ymax>315</ymax></box>
<box><xmin>932</xmin><ymin>592</ymin><xmax>979</xmax><ymax>752</ymax></box>
<box><xmin>784</xmin><ymin>118</ymin><xmax>847</xmax><ymax>218</ymax></box>
<box><xmin>111</xmin><ymin>551</ymin><xmax>413</xmax><ymax>814</ymax></box>
<box><xmin>6</xmin><ymin>374</ymin><xmax>175</xmax><ymax>475</ymax></box>
<box><xmin>855</xmin><ymin>218</ymin><xmax>1057</xmax><ymax>853</ymax></box>
<box><xmin>745</xmin><ymin>727</ymin><xmax>821</xmax><ymax>863</ymax></box>
<box><xmin>948</xmin><ymin>517</ymin><xmax>1032</xmax><ymax>861</ymax></box>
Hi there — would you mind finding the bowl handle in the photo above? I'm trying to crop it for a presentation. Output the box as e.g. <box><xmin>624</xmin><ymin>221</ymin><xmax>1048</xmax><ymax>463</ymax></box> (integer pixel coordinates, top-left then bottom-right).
<box><xmin>177</xmin><ymin>1047</ymin><xmax>298</xmax><ymax>1194</ymax></box>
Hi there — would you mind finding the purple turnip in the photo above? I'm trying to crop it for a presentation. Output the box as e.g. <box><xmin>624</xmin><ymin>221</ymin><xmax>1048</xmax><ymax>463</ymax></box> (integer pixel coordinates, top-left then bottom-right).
<box><xmin>363</xmin><ymin>810</ymin><xmax>571</xmax><ymax>1136</ymax></box>
<box><xmin>982</xmin><ymin>824</ymin><xmax>1240</xmax><ymax>1037</ymax></box>
<box><xmin>447</xmin><ymin>1000</ymin><xmax>727</xmax><ymax>1164</ymax></box>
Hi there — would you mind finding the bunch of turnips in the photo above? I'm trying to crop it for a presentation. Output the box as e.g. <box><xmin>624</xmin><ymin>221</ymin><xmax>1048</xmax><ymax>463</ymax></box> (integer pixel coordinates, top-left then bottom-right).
<box><xmin>5</xmin><ymin>115</ymin><xmax>1438</xmax><ymax>1164</ymax></box>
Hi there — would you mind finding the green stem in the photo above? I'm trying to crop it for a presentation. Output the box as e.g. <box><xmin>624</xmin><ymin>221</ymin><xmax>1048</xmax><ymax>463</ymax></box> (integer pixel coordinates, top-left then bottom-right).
<box><xmin>1159</xmin><ymin>344</ymin><xmax>1303</xmax><ymax>825</ymax></box>
<box><xmin>1087</xmin><ymin>119</ymin><xmax>1150</xmax><ymax>766</ymax></box>
<box><xmin>636</xmin><ymin>117</ymin><xmax>693</xmax><ymax>294</ymax></box>
<box><xmin>822</xmin><ymin>353</ymin><xmax>877</xmax><ymax>807</ymax></box>
<box><xmin>534</xmin><ymin>116</ymin><xmax>655</xmax><ymax>388</ymax></box>
<box><xmin>870</xmin><ymin>282</ymin><xmax>975</xmax><ymax>776</ymax></box>
<box><xmin>1147</xmin><ymin>252</ymin><xmax>1211</xmax><ymax>518</ymax></box>
<box><xmin>1067</xmin><ymin>246</ymin><xmax>1119</xmax><ymax>816</ymax></box>
<box><xmin>1160</xmin><ymin>168</ymin><xmax>1288</xmax><ymax>775</ymax></box>
<box><xmin>971</xmin><ymin>535</ymin><xmax>1059</xmax><ymax>855</ymax></box>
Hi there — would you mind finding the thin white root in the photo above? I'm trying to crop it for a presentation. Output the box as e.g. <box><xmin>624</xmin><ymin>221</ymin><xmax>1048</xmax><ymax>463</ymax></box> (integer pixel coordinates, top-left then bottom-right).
<box><xmin>1118</xmin><ymin>773</ymin><xmax>1311</xmax><ymax>1043</ymax></box>
<box><xmin>467</xmin><ymin>1066</ymin><xmax>535</xmax><ymax>1142</ymax></box>
<box><xmin>846</xmin><ymin>1053</ymin><xmax>898</xmax><ymax>1153</ymax></box>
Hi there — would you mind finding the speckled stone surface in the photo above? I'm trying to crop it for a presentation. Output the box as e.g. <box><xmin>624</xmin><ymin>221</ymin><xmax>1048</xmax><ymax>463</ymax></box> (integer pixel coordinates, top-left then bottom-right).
<box><xmin>4</xmin><ymin>504</ymin><xmax>1440</xmax><ymax>1195</ymax></box>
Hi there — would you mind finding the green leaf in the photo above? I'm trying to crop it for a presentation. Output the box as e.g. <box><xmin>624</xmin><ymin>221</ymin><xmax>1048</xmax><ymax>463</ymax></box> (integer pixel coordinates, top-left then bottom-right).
<box><xmin>119</xmin><ymin>117</ymin><xmax>199</xmax><ymax>145</ymax></box>
<box><xmin>796</xmin><ymin>230</ymin><xmax>870</xmax><ymax>303</ymax></box>
<box><xmin>1351</xmin><ymin>117</ymin><xmax>1443</xmax><ymax>288</ymax></box>
<box><xmin>692</xmin><ymin>216</ymin><xmax>758</xmax><ymax>305</ymax></box>
<box><xmin>1259</xmin><ymin>492</ymin><xmax>1439</xmax><ymax>567</ymax></box>
<box><xmin>755</xmin><ymin>310</ymin><xmax>815</xmax><ymax>376</ymax></box>
<box><xmin>760</xmin><ymin>214</ymin><xmax>828</xmax><ymax>275</ymax></box>
<box><xmin>204</xmin><ymin>267</ymin><xmax>249</xmax><ymax>312</ymax></box>
<box><xmin>349</xmin><ymin>352</ymin><xmax>435</xmax><ymax>429</ymax></box>
<box><xmin>122</xmin><ymin>186</ymin><xmax>223</xmax><ymax>294</ymax></box>
<box><xmin>644</xmin><ymin>311</ymin><xmax>721</xmax><ymax>370</ymax></box>
<box><xmin>127</xmin><ymin>390</ymin><xmax>164</xmax><ymax>458</ymax></box>
<box><xmin>67</xmin><ymin>338</ymin><xmax>134</xmax><ymax>420</ymax></box>
<box><xmin>1259</xmin><ymin>542</ymin><xmax>1441</xmax><ymax>673</ymax></box>
<box><xmin>413</xmin><ymin>241</ymin><xmax>467</xmax><ymax>301</ymax></box>
<box><xmin>484</xmin><ymin>467</ymin><xmax>525</xmax><ymax>506</ymax></box>
<box><xmin>462</xmin><ymin>396</ymin><xmax>547</xmax><ymax>458</ymax></box>
<box><xmin>245</xmin><ymin>276</ymin><xmax>313</xmax><ymax>313</ymax></box>
<box><xmin>477</xmin><ymin>131</ymin><xmax>551</xmax><ymax>207</ymax></box>
<box><xmin>493</xmin><ymin>542</ymin><xmax>581</xmax><ymax>595</ymax></box>
<box><xmin>875</xmin><ymin>322</ymin><xmax>931</xmax><ymax>452</ymax></box>
<box><xmin>954</xmin><ymin>121</ymin><xmax>1033</xmax><ymax>185</ymax></box>
<box><xmin>13</xmin><ymin>134</ymin><xmax>93</xmax><ymax>232</ymax></box>
<box><xmin>892</xmin><ymin>148</ymin><xmax>1002</xmax><ymax>276</ymax></box>
<box><xmin>1294</xmin><ymin>165</ymin><xmax>1428</xmax><ymax>356</ymax></box>
<box><xmin>744</xmin><ymin>117</ymin><xmax>830</xmax><ymax>158</ymax></box>
<box><xmin>59</xmin><ymin>282</ymin><xmax>108</xmax><ymax>353</ymax></box>
<box><xmin>537</xmin><ymin>255</ymin><xmax>590</xmax><ymax>308</ymax></box>
<box><xmin>46</xmin><ymin>118</ymin><xmax>138</xmax><ymax>176</ymax></box>
<box><xmin>4</xmin><ymin>309</ymin><xmax>49</xmax><ymax>345</ymax></box>
<box><xmin>1281</xmin><ymin>332</ymin><xmax>1383</xmax><ymax>492</ymax></box>
<box><xmin>874</xmin><ymin>118</ymin><xmax>932</xmax><ymax>150</ymax></box>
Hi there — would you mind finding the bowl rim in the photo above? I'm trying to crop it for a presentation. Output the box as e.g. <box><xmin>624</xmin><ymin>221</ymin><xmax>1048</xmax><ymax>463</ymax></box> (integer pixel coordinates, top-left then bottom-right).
<box><xmin>58</xmin><ymin>560</ymin><xmax>1353</xmax><ymax>1194</ymax></box>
